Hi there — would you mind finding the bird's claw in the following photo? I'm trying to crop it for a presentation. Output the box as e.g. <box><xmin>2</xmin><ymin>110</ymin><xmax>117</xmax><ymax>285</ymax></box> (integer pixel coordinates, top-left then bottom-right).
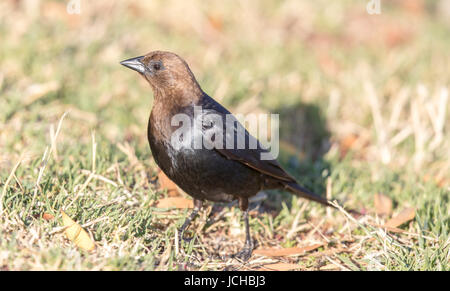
<box><xmin>232</xmin><ymin>245</ymin><xmax>253</xmax><ymax>261</ymax></box>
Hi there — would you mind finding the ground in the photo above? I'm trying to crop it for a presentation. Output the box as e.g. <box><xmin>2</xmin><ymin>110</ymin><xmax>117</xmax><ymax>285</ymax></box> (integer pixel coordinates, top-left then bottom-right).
<box><xmin>0</xmin><ymin>0</ymin><xmax>449</xmax><ymax>270</ymax></box>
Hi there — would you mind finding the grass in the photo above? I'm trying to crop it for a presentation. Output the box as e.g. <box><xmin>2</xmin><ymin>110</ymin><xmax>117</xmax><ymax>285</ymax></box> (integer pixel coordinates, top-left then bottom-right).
<box><xmin>0</xmin><ymin>0</ymin><xmax>449</xmax><ymax>270</ymax></box>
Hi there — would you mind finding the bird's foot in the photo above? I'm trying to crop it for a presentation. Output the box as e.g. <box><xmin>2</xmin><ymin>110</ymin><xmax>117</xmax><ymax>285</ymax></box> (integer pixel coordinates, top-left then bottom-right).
<box><xmin>232</xmin><ymin>245</ymin><xmax>253</xmax><ymax>261</ymax></box>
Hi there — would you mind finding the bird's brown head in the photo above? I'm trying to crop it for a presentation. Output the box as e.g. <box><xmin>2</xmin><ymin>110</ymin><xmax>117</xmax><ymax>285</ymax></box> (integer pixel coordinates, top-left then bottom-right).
<box><xmin>120</xmin><ymin>51</ymin><xmax>202</xmax><ymax>97</ymax></box>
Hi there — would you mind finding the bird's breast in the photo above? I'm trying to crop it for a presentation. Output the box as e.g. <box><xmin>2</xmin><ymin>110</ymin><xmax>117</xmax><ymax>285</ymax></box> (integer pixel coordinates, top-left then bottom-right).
<box><xmin>147</xmin><ymin>115</ymin><xmax>262</xmax><ymax>203</ymax></box>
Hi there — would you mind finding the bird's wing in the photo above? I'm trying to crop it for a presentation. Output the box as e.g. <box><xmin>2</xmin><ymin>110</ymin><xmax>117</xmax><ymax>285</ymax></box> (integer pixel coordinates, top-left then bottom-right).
<box><xmin>198</xmin><ymin>95</ymin><xmax>296</xmax><ymax>183</ymax></box>
<box><xmin>197</xmin><ymin>94</ymin><xmax>336</xmax><ymax>208</ymax></box>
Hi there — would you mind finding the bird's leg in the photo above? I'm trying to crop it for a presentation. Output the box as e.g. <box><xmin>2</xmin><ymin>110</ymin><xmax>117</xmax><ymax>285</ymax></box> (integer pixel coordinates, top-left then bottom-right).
<box><xmin>178</xmin><ymin>199</ymin><xmax>202</xmax><ymax>243</ymax></box>
<box><xmin>233</xmin><ymin>198</ymin><xmax>254</xmax><ymax>261</ymax></box>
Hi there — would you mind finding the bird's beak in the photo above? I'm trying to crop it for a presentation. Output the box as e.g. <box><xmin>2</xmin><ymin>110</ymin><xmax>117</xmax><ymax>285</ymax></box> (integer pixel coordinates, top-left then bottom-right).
<box><xmin>120</xmin><ymin>56</ymin><xmax>145</xmax><ymax>74</ymax></box>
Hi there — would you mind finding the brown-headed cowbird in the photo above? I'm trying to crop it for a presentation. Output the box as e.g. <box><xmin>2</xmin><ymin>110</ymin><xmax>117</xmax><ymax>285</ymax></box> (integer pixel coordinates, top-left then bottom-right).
<box><xmin>120</xmin><ymin>51</ymin><xmax>336</xmax><ymax>260</ymax></box>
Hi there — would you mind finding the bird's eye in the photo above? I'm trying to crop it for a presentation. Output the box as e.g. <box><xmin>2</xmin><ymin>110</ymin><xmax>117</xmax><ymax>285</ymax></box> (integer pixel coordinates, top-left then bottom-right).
<box><xmin>152</xmin><ymin>62</ymin><xmax>162</xmax><ymax>71</ymax></box>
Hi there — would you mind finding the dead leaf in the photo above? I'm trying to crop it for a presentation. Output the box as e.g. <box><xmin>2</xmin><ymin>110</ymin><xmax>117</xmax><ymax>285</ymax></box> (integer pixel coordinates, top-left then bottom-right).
<box><xmin>61</xmin><ymin>210</ymin><xmax>95</xmax><ymax>251</ymax></box>
<box><xmin>207</xmin><ymin>14</ymin><xmax>223</xmax><ymax>31</ymax></box>
<box><xmin>261</xmin><ymin>263</ymin><xmax>301</xmax><ymax>271</ymax></box>
<box><xmin>384</xmin><ymin>207</ymin><xmax>415</xmax><ymax>228</ymax></box>
<box><xmin>374</xmin><ymin>193</ymin><xmax>393</xmax><ymax>216</ymax></box>
<box><xmin>157</xmin><ymin>170</ymin><xmax>180</xmax><ymax>197</ymax></box>
<box><xmin>42</xmin><ymin>213</ymin><xmax>54</xmax><ymax>221</ymax></box>
<box><xmin>254</xmin><ymin>243</ymin><xmax>324</xmax><ymax>257</ymax></box>
<box><xmin>339</xmin><ymin>134</ymin><xmax>358</xmax><ymax>158</ymax></box>
<box><xmin>156</xmin><ymin>197</ymin><xmax>193</xmax><ymax>209</ymax></box>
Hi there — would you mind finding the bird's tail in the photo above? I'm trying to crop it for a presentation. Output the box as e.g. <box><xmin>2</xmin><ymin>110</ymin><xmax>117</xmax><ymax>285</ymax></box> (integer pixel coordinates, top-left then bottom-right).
<box><xmin>284</xmin><ymin>182</ymin><xmax>335</xmax><ymax>208</ymax></box>
<box><xmin>285</xmin><ymin>182</ymin><xmax>362</xmax><ymax>215</ymax></box>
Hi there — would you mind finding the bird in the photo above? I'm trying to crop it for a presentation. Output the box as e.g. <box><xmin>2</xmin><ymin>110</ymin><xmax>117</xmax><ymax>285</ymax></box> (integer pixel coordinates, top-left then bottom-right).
<box><xmin>120</xmin><ymin>51</ymin><xmax>337</xmax><ymax>261</ymax></box>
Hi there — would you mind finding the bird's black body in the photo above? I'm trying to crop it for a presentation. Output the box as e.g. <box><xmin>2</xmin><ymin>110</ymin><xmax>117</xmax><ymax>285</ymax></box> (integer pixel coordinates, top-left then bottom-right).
<box><xmin>147</xmin><ymin>100</ymin><xmax>264</xmax><ymax>203</ymax></box>
<box><xmin>149</xmin><ymin>137</ymin><xmax>264</xmax><ymax>203</ymax></box>
<box><xmin>121</xmin><ymin>51</ymin><xmax>338</xmax><ymax>261</ymax></box>
<box><xmin>147</xmin><ymin>92</ymin><xmax>312</xmax><ymax>204</ymax></box>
